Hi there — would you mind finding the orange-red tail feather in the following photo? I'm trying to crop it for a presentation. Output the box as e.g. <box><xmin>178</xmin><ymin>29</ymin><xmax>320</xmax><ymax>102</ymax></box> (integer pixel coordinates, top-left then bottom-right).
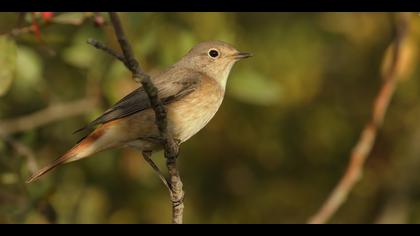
<box><xmin>26</xmin><ymin>128</ymin><xmax>106</xmax><ymax>183</ymax></box>
<box><xmin>26</xmin><ymin>150</ymin><xmax>76</xmax><ymax>183</ymax></box>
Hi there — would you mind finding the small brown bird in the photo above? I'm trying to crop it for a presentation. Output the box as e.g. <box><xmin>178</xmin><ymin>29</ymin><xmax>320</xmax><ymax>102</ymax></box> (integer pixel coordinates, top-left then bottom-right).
<box><xmin>26</xmin><ymin>40</ymin><xmax>251</xmax><ymax>183</ymax></box>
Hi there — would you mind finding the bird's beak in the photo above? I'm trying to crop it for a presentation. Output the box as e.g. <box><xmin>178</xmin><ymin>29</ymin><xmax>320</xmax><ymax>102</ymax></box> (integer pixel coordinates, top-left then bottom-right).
<box><xmin>233</xmin><ymin>52</ymin><xmax>253</xmax><ymax>60</ymax></box>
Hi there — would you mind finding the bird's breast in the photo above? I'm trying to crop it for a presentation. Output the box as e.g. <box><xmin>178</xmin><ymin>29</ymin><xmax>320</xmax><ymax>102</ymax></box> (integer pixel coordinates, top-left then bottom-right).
<box><xmin>167</xmin><ymin>78</ymin><xmax>224</xmax><ymax>143</ymax></box>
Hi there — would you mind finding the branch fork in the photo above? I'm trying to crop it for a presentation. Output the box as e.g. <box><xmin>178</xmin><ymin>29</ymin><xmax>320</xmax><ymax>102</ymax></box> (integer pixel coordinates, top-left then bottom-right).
<box><xmin>88</xmin><ymin>12</ymin><xmax>184</xmax><ymax>224</ymax></box>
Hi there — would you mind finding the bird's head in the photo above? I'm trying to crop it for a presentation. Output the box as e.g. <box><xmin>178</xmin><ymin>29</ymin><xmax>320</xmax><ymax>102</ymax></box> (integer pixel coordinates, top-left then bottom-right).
<box><xmin>178</xmin><ymin>40</ymin><xmax>252</xmax><ymax>89</ymax></box>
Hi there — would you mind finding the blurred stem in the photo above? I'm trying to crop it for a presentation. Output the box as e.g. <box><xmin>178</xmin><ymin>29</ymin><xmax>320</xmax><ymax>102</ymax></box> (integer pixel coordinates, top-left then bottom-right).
<box><xmin>308</xmin><ymin>13</ymin><xmax>410</xmax><ymax>224</ymax></box>
<box><xmin>0</xmin><ymin>98</ymin><xmax>98</xmax><ymax>136</ymax></box>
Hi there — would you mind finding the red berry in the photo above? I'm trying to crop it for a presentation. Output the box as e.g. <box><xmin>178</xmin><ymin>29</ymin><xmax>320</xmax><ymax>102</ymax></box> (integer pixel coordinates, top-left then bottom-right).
<box><xmin>41</xmin><ymin>12</ymin><xmax>54</xmax><ymax>22</ymax></box>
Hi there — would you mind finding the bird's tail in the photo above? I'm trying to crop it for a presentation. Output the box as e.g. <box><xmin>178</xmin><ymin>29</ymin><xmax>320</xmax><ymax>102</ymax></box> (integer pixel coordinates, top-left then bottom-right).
<box><xmin>26</xmin><ymin>128</ymin><xmax>108</xmax><ymax>183</ymax></box>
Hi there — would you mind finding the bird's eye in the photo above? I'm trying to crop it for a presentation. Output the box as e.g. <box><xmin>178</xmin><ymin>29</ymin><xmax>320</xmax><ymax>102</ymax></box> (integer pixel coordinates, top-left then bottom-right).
<box><xmin>208</xmin><ymin>49</ymin><xmax>219</xmax><ymax>58</ymax></box>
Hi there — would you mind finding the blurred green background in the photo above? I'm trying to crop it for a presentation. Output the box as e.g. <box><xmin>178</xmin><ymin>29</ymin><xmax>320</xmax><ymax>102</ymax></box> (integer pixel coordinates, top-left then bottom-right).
<box><xmin>0</xmin><ymin>12</ymin><xmax>420</xmax><ymax>224</ymax></box>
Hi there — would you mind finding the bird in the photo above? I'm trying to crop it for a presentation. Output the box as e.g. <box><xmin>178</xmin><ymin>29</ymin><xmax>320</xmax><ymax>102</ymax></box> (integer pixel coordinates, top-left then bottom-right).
<box><xmin>26</xmin><ymin>40</ymin><xmax>252</xmax><ymax>183</ymax></box>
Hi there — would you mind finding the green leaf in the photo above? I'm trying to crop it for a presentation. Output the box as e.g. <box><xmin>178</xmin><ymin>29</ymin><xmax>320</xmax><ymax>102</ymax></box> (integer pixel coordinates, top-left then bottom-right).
<box><xmin>16</xmin><ymin>46</ymin><xmax>43</xmax><ymax>86</ymax></box>
<box><xmin>0</xmin><ymin>36</ymin><xmax>17</xmax><ymax>96</ymax></box>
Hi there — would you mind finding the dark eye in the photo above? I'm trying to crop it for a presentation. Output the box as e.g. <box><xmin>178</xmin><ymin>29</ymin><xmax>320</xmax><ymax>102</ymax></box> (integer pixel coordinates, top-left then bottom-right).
<box><xmin>208</xmin><ymin>49</ymin><xmax>219</xmax><ymax>58</ymax></box>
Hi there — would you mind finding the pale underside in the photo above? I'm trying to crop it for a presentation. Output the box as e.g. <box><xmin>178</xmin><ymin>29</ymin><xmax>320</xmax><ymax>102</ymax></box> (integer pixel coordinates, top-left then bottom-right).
<box><xmin>121</xmin><ymin>75</ymin><xmax>224</xmax><ymax>152</ymax></box>
<box><xmin>76</xmin><ymin>71</ymin><xmax>225</xmax><ymax>158</ymax></box>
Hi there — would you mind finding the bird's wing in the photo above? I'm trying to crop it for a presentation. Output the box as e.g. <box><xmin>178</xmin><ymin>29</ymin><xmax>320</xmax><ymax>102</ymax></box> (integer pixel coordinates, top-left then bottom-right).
<box><xmin>74</xmin><ymin>69</ymin><xmax>202</xmax><ymax>134</ymax></box>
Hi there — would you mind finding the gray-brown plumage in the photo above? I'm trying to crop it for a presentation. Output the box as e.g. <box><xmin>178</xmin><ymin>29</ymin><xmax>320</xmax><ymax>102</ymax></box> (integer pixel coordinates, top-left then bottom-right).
<box><xmin>26</xmin><ymin>40</ymin><xmax>251</xmax><ymax>183</ymax></box>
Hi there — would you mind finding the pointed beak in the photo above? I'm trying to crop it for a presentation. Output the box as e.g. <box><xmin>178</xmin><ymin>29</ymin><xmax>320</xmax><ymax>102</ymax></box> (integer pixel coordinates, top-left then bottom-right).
<box><xmin>234</xmin><ymin>52</ymin><xmax>253</xmax><ymax>60</ymax></box>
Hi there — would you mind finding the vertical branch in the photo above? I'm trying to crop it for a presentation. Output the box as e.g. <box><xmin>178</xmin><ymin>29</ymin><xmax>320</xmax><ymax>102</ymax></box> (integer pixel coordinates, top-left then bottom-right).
<box><xmin>308</xmin><ymin>13</ymin><xmax>410</xmax><ymax>224</ymax></box>
<box><xmin>90</xmin><ymin>12</ymin><xmax>184</xmax><ymax>224</ymax></box>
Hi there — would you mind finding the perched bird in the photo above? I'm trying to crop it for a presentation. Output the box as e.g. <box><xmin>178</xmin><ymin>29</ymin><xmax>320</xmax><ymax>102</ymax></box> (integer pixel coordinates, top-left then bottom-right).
<box><xmin>26</xmin><ymin>40</ymin><xmax>251</xmax><ymax>183</ymax></box>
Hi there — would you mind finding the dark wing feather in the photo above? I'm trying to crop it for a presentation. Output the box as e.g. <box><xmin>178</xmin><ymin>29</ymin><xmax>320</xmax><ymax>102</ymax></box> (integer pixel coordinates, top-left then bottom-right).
<box><xmin>74</xmin><ymin>70</ymin><xmax>202</xmax><ymax>134</ymax></box>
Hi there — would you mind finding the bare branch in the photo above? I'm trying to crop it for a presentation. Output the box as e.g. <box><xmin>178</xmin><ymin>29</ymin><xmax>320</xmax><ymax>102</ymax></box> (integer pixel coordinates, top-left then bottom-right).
<box><xmin>108</xmin><ymin>13</ymin><xmax>144</xmax><ymax>78</ymax></box>
<box><xmin>89</xmin><ymin>12</ymin><xmax>184</xmax><ymax>224</ymax></box>
<box><xmin>86</xmin><ymin>38</ymin><xmax>126</xmax><ymax>65</ymax></box>
<box><xmin>308</xmin><ymin>13</ymin><xmax>410</xmax><ymax>224</ymax></box>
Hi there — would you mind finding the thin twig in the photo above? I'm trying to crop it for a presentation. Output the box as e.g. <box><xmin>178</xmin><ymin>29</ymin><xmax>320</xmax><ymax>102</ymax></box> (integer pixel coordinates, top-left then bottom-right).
<box><xmin>86</xmin><ymin>38</ymin><xmax>126</xmax><ymax>65</ymax></box>
<box><xmin>142</xmin><ymin>151</ymin><xmax>172</xmax><ymax>191</ymax></box>
<box><xmin>308</xmin><ymin>13</ymin><xmax>410</xmax><ymax>224</ymax></box>
<box><xmin>89</xmin><ymin>12</ymin><xmax>184</xmax><ymax>224</ymax></box>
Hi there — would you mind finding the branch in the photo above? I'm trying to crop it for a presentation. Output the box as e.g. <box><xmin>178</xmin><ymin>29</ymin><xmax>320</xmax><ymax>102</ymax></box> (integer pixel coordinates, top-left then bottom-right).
<box><xmin>308</xmin><ymin>13</ymin><xmax>410</xmax><ymax>224</ymax></box>
<box><xmin>89</xmin><ymin>12</ymin><xmax>184</xmax><ymax>224</ymax></box>
<box><xmin>87</xmin><ymin>38</ymin><xmax>126</xmax><ymax>64</ymax></box>
<box><xmin>0</xmin><ymin>98</ymin><xmax>97</xmax><ymax>136</ymax></box>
